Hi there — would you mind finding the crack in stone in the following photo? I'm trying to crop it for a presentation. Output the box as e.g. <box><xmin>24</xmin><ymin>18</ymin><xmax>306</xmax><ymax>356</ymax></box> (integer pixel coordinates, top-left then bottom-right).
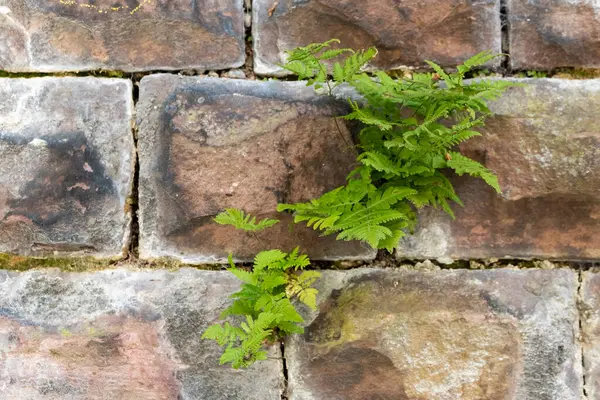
<box><xmin>578</xmin><ymin>269</ymin><xmax>589</xmax><ymax>399</ymax></box>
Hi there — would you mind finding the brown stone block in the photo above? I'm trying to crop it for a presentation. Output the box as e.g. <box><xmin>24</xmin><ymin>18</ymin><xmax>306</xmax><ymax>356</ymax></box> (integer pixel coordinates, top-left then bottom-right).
<box><xmin>137</xmin><ymin>75</ymin><xmax>375</xmax><ymax>263</ymax></box>
<box><xmin>0</xmin><ymin>77</ymin><xmax>134</xmax><ymax>258</ymax></box>
<box><xmin>508</xmin><ymin>0</ymin><xmax>600</xmax><ymax>70</ymax></box>
<box><xmin>287</xmin><ymin>268</ymin><xmax>582</xmax><ymax>399</ymax></box>
<box><xmin>398</xmin><ymin>78</ymin><xmax>600</xmax><ymax>261</ymax></box>
<box><xmin>253</xmin><ymin>0</ymin><xmax>501</xmax><ymax>75</ymax></box>
<box><xmin>0</xmin><ymin>0</ymin><xmax>244</xmax><ymax>72</ymax></box>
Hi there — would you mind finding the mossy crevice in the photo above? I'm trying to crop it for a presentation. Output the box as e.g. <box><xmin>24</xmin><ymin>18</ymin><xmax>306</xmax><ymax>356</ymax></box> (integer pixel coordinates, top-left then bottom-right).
<box><xmin>0</xmin><ymin>253</ymin><xmax>115</xmax><ymax>272</ymax></box>
<box><xmin>0</xmin><ymin>253</ymin><xmax>224</xmax><ymax>272</ymax></box>
<box><xmin>0</xmin><ymin>70</ymin><xmax>128</xmax><ymax>79</ymax></box>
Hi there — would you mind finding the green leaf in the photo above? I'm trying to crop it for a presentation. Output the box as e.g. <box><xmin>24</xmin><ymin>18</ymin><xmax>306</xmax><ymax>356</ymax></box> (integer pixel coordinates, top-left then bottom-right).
<box><xmin>447</xmin><ymin>152</ymin><xmax>501</xmax><ymax>193</ymax></box>
<box><xmin>214</xmin><ymin>209</ymin><xmax>279</xmax><ymax>232</ymax></box>
<box><xmin>298</xmin><ymin>288</ymin><xmax>318</xmax><ymax>310</ymax></box>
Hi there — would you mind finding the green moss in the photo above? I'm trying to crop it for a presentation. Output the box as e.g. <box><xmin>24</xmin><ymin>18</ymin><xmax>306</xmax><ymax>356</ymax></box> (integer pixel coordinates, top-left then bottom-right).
<box><xmin>553</xmin><ymin>68</ymin><xmax>600</xmax><ymax>79</ymax></box>
<box><xmin>0</xmin><ymin>70</ymin><xmax>129</xmax><ymax>79</ymax></box>
<box><xmin>0</xmin><ymin>253</ymin><xmax>115</xmax><ymax>272</ymax></box>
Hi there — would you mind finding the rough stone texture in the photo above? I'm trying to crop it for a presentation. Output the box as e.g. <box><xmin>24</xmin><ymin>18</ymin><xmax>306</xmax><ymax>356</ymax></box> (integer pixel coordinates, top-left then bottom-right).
<box><xmin>253</xmin><ymin>0</ymin><xmax>501</xmax><ymax>75</ymax></box>
<box><xmin>287</xmin><ymin>268</ymin><xmax>581</xmax><ymax>400</ymax></box>
<box><xmin>508</xmin><ymin>0</ymin><xmax>600</xmax><ymax>70</ymax></box>
<box><xmin>0</xmin><ymin>0</ymin><xmax>244</xmax><ymax>72</ymax></box>
<box><xmin>137</xmin><ymin>75</ymin><xmax>374</xmax><ymax>263</ymax></box>
<box><xmin>0</xmin><ymin>78</ymin><xmax>134</xmax><ymax>258</ymax></box>
<box><xmin>398</xmin><ymin>78</ymin><xmax>600</xmax><ymax>261</ymax></box>
<box><xmin>580</xmin><ymin>272</ymin><xmax>600</xmax><ymax>399</ymax></box>
<box><xmin>0</xmin><ymin>268</ymin><xmax>284</xmax><ymax>399</ymax></box>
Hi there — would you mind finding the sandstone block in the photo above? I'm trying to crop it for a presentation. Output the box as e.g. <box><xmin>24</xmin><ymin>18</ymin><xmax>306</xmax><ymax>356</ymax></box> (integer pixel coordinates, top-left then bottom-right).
<box><xmin>508</xmin><ymin>0</ymin><xmax>600</xmax><ymax>70</ymax></box>
<box><xmin>136</xmin><ymin>76</ymin><xmax>374</xmax><ymax>263</ymax></box>
<box><xmin>287</xmin><ymin>268</ymin><xmax>581</xmax><ymax>399</ymax></box>
<box><xmin>0</xmin><ymin>77</ymin><xmax>134</xmax><ymax>258</ymax></box>
<box><xmin>252</xmin><ymin>0</ymin><xmax>501</xmax><ymax>75</ymax></box>
<box><xmin>0</xmin><ymin>268</ymin><xmax>284</xmax><ymax>399</ymax></box>
<box><xmin>580</xmin><ymin>272</ymin><xmax>600</xmax><ymax>399</ymax></box>
<box><xmin>0</xmin><ymin>0</ymin><xmax>244</xmax><ymax>72</ymax></box>
<box><xmin>398</xmin><ymin>78</ymin><xmax>600</xmax><ymax>261</ymax></box>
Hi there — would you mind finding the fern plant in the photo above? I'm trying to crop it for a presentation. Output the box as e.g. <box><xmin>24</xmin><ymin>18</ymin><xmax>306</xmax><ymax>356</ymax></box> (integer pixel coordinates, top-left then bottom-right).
<box><xmin>202</xmin><ymin>210</ymin><xmax>320</xmax><ymax>369</ymax></box>
<box><xmin>277</xmin><ymin>39</ymin><xmax>520</xmax><ymax>251</ymax></box>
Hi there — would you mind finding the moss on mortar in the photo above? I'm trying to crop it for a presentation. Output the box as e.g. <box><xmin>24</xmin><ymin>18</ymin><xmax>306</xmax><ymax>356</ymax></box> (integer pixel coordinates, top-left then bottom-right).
<box><xmin>0</xmin><ymin>70</ymin><xmax>128</xmax><ymax>79</ymax></box>
<box><xmin>552</xmin><ymin>68</ymin><xmax>600</xmax><ymax>79</ymax></box>
<box><xmin>0</xmin><ymin>253</ymin><xmax>116</xmax><ymax>272</ymax></box>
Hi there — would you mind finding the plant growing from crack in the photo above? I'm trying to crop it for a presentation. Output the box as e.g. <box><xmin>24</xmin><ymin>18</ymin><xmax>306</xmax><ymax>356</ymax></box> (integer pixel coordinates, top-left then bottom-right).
<box><xmin>277</xmin><ymin>39</ymin><xmax>521</xmax><ymax>251</ymax></box>
<box><xmin>202</xmin><ymin>209</ymin><xmax>320</xmax><ymax>369</ymax></box>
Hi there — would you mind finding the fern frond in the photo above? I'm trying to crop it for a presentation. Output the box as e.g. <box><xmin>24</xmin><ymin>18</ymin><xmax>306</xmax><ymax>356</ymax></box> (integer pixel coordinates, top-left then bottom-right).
<box><xmin>214</xmin><ymin>209</ymin><xmax>279</xmax><ymax>232</ymax></box>
<box><xmin>457</xmin><ymin>51</ymin><xmax>500</xmax><ymax>76</ymax></box>
<box><xmin>447</xmin><ymin>151</ymin><xmax>501</xmax><ymax>193</ymax></box>
<box><xmin>253</xmin><ymin>249</ymin><xmax>287</xmax><ymax>271</ymax></box>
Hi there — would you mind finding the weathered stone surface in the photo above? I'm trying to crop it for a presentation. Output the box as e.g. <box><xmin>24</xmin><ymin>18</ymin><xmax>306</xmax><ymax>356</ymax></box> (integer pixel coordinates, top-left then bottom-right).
<box><xmin>508</xmin><ymin>0</ymin><xmax>600</xmax><ymax>70</ymax></box>
<box><xmin>253</xmin><ymin>0</ymin><xmax>501</xmax><ymax>75</ymax></box>
<box><xmin>0</xmin><ymin>0</ymin><xmax>244</xmax><ymax>72</ymax></box>
<box><xmin>0</xmin><ymin>78</ymin><xmax>134</xmax><ymax>258</ymax></box>
<box><xmin>287</xmin><ymin>268</ymin><xmax>581</xmax><ymax>400</ymax></box>
<box><xmin>137</xmin><ymin>75</ymin><xmax>374</xmax><ymax>263</ymax></box>
<box><xmin>580</xmin><ymin>272</ymin><xmax>600</xmax><ymax>399</ymax></box>
<box><xmin>398</xmin><ymin>78</ymin><xmax>600</xmax><ymax>261</ymax></box>
<box><xmin>0</xmin><ymin>268</ymin><xmax>284</xmax><ymax>399</ymax></box>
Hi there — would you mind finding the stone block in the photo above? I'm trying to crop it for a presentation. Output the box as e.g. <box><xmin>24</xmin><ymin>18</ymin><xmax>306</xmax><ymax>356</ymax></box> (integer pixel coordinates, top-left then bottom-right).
<box><xmin>0</xmin><ymin>0</ymin><xmax>245</xmax><ymax>72</ymax></box>
<box><xmin>287</xmin><ymin>268</ymin><xmax>582</xmax><ymax>399</ymax></box>
<box><xmin>252</xmin><ymin>0</ymin><xmax>501</xmax><ymax>75</ymax></box>
<box><xmin>0</xmin><ymin>268</ymin><xmax>284</xmax><ymax>399</ymax></box>
<box><xmin>0</xmin><ymin>77</ymin><xmax>134</xmax><ymax>258</ymax></box>
<box><xmin>398</xmin><ymin>78</ymin><xmax>600</xmax><ymax>261</ymax></box>
<box><xmin>580</xmin><ymin>272</ymin><xmax>600</xmax><ymax>399</ymax></box>
<box><xmin>508</xmin><ymin>0</ymin><xmax>600</xmax><ymax>70</ymax></box>
<box><xmin>137</xmin><ymin>75</ymin><xmax>374</xmax><ymax>263</ymax></box>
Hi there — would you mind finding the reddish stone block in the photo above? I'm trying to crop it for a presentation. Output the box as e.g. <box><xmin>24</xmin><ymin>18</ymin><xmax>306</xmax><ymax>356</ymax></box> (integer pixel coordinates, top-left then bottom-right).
<box><xmin>136</xmin><ymin>76</ymin><xmax>375</xmax><ymax>263</ymax></box>
<box><xmin>287</xmin><ymin>268</ymin><xmax>581</xmax><ymax>399</ymax></box>
<box><xmin>398</xmin><ymin>78</ymin><xmax>600</xmax><ymax>261</ymax></box>
<box><xmin>253</xmin><ymin>0</ymin><xmax>501</xmax><ymax>75</ymax></box>
<box><xmin>508</xmin><ymin>0</ymin><xmax>600</xmax><ymax>70</ymax></box>
<box><xmin>0</xmin><ymin>0</ymin><xmax>244</xmax><ymax>72</ymax></box>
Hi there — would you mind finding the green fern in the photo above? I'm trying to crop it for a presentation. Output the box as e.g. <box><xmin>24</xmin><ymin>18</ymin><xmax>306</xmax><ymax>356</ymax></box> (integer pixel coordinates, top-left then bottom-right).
<box><xmin>280</xmin><ymin>41</ymin><xmax>522</xmax><ymax>250</ymax></box>
<box><xmin>203</xmin><ymin>211</ymin><xmax>320</xmax><ymax>368</ymax></box>
<box><xmin>214</xmin><ymin>208</ymin><xmax>279</xmax><ymax>232</ymax></box>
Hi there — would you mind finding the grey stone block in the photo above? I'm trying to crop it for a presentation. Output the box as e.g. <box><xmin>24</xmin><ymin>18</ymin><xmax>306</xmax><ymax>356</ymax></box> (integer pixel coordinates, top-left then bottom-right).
<box><xmin>0</xmin><ymin>268</ymin><xmax>284</xmax><ymax>399</ymax></box>
<box><xmin>0</xmin><ymin>77</ymin><xmax>134</xmax><ymax>258</ymax></box>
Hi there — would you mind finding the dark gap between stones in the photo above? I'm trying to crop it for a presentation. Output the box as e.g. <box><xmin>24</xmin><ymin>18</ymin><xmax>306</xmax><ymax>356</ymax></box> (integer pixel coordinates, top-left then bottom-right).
<box><xmin>500</xmin><ymin>0</ymin><xmax>511</xmax><ymax>73</ymax></box>
<box><xmin>126</xmin><ymin>78</ymin><xmax>141</xmax><ymax>259</ymax></box>
<box><xmin>280</xmin><ymin>340</ymin><xmax>289</xmax><ymax>400</ymax></box>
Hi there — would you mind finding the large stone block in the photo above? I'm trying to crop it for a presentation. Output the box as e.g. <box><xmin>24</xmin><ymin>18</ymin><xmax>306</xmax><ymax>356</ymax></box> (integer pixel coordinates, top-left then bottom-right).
<box><xmin>137</xmin><ymin>76</ymin><xmax>374</xmax><ymax>263</ymax></box>
<box><xmin>287</xmin><ymin>268</ymin><xmax>581</xmax><ymax>400</ymax></box>
<box><xmin>252</xmin><ymin>0</ymin><xmax>501</xmax><ymax>75</ymax></box>
<box><xmin>0</xmin><ymin>0</ymin><xmax>244</xmax><ymax>72</ymax></box>
<box><xmin>0</xmin><ymin>77</ymin><xmax>134</xmax><ymax>258</ymax></box>
<box><xmin>0</xmin><ymin>268</ymin><xmax>284</xmax><ymax>399</ymax></box>
<box><xmin>508</xmin><ymin>0</ymin><xmax>600</xmax><ymax>70</ymax></box>
<box><xmin>398</xmin><ymin>78</ymin><xmax>600</xmax><ymax>261</ymax></box>
<box><xmin>582</xmin><ymin>272</ymin><xmax>600</xmax><ymax>399</ymax></box>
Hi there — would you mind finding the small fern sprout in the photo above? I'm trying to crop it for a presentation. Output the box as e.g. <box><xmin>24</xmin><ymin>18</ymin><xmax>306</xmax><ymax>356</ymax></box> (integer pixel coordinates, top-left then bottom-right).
<box><xmin>202</xmin><ymin>209</ymin><xmax>320</xmax><ymax>369</ymax></box>
<box><xmin>214</xmin><ymin>208</ymin><xmax>279</xmax><ymax>232</ymax></box>
<box><xmin>278</xmin><ymin>41</ymin><xmax>522</xmax><ymax>251</ymax></box>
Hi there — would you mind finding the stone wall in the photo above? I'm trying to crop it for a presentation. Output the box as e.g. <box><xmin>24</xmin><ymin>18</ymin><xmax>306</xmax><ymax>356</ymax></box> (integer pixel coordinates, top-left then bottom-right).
<box><xmin>2</xmin><ymin>0</ymin><xmax>599</xmax><ymax>263</ymax></box>
<box><xmin>1</xmin><ymin>1</ymin><xmax>600</xmax><ymax>399</ymax></box>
